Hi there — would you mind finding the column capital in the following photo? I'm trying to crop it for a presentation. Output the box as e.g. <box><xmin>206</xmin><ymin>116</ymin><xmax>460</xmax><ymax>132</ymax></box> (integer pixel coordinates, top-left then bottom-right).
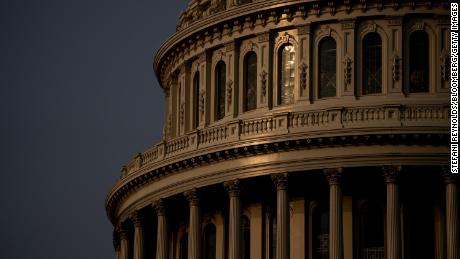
<box><xmin>382</xmin><ymin>165</ymin><xmax>402</xmax><ymax>183</ymax></box>
<box><xmin>184</xmin><ymin>188</ymin><xmax>200</xmax><ymax>206</ymax></box>
<box><xmin>153</xmin><ymin>199</ymin><xmax>167</xmax><ymax>216</ymax></box>
<box><xmin>113</xmin><ymin>229</ymin><xmax>121</xmax><ymax>251</ymax></box>
<box><xmin>272</xmin><ymin>173</ymin><xmax>289</xmax><ymax>190</ymax></box>
<box><xmin>224</xmin><ymin>179</ymin><xmax>241</xmax><ymax>197</ymax></box>
<box><xmin>116</xmin><ymin>223</ymin><xmax>130</xmax><ymax>240</ymax></box>
<box><xmin>324</xmin><ymin>168</ymin><xmax>342</xmax><ymax>185</ymax></box>
<box><xmin>131</xmin><ymin>210</ymin><xmax>143</xmax><ymax>228</ymax></box>
<box><xmin>442</xmin><ymin>167</ymin><xmax>458</xmax><ymax>184</ymax></box>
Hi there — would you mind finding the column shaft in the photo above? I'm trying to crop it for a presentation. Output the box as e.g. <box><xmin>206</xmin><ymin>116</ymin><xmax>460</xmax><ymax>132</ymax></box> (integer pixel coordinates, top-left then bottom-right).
<box><xmin>132</xmin><ymin>211</ymin><xmax>144</xmax><ymax>259</ymax></box>
<box><xmin>272</xmin><ymin>173</ymin><xmax>289</xmax><ymax>259</ymax></box>
<box><xmin>383</xmin><ymin>166</ymin><xmax>402</xmax><ymax>259</ymax></box>
<box><xmin>324</xmin><ymin>168</ymin><xmax>343</xmax><ymax>259</ymax></box>
<box><xmin>225</xmin><ymin>180</ymin><xmax>241</xmax><ymax>259</ymax></box>
<box><xmin>185</xmin><ymin>189</ymin><xmax>201</xmax><ymax>259</ymax></box>
<box><xmin>155</xmin><ymin>199</ymin><xmax>168</xmax><ymax>259</ymax></box>
<box><xmin>119</xmin><ymin>225</ymin><xmax>130</xmax><ymax>259</ymax></box>
<box><xmin>445</xmin><ymin>173</ymin><xmax>459</xmax><ymax>259</ymax></box>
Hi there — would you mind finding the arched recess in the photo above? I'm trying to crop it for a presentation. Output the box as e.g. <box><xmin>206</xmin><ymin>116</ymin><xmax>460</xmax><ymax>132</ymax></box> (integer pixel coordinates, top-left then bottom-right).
<box><xmin>317</xmin><ymin>37</ymin><xmax>337</xmax><ymax>99</ymax></box>
<box><xmin>357</xmin><ymin>23</ymin><xmax>389</xmax><ymax>97</ymax></box>
<box><xmin>404</xmin><ymin>21</ymin><xmax>436</xmax><ymax>95</ymax></box>
<box><xmin>274</xmin><ymin>33</ymin><xmax>299</xmax><ymax>106</ymax></box>
<box><xmin>193</xmin><ymin>71</ymin><xmax>200</xmax><ymax>129</ymax></box>
<box><xmin>243</xmin><ymin>51</ymin><xmax>258</xmax><ymax>112</ymax></box>
<box><xmin>362</xmin><ymin>32</ymin><xmax>383</xmax><ymax>95</ymax></box>
<box><xmin>215</xmin><ymin>61</ymin><xmax>227</xmax><ymax>121</ymax></box>
<box><xmin>408</xmin><ymin>30</ymin><xmax>429</xmax><ymax>93</ymax></box>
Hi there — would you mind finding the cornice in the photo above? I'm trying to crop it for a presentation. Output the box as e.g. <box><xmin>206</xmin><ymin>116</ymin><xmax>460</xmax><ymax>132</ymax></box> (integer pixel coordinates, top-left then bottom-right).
<box><xmin>105</xmin><ymin>130</ymin><xmax>448</xmax><ymax>224</ymax></box>
<box><xmin>153</xmin><ymin>0</ymin><xmax>449</xmax><ymax>90</ymax></box>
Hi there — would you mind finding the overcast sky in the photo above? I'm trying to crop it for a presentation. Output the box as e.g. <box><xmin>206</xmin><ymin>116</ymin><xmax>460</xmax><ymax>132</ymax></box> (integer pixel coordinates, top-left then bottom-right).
<box><xmin>0</xmin><ymin>1</ymin><xmax>187</xmax><ymax>258</ymax></box>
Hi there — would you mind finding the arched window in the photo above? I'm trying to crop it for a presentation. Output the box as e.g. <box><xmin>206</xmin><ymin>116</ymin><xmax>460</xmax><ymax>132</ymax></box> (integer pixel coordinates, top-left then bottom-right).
<box><xmin>362</xmin><ymin>32</ymin><xmax>382</xmax><ymax>95</ymax></box>
<box><xmin>278</xmin><ymin>44</ymin><xmax>295</xmax><ymax>105</ymax></box>
<box><xmin>242</xmin><ymin>216</ymin><xmax>251</xmax><ymax>259</ymax></box>
<box><xmin>409</xmin><ymin>31</ymin><xmax>429</xmax><ymax>93</ymax></box>
<box><xmin>243</xmin><ymin>51</ymin><xmax>257</xmax><ymax>112</ymax></box>
<box><xmin>203</xmin><ymin>224</ymin><xmax>216</xmax><ymax>259</ymax></box>
<box><xmin>179</xmin><ymin>233</ymin><xmax>188</xmax><ymax>259</ymax></box>
<box><xmin>193</xmin><ymin>72</ymin><xmax>200</xmax><ymax>128</ymax></box>
<box><xmin>215</xmin><ymin>61</ymin><xmax>226</xmax><ymax>120</ymax></box>
<box><xmin>318</xmin><ymin>37</ymin><xmax>337</xmax><ymax>98</ymax></box>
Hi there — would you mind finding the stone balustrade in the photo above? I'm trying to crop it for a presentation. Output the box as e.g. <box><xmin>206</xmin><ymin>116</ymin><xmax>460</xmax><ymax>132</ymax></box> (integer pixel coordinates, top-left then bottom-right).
<box><xmin>120</xmin><ymin>103</ymin><xmax>448</xmax><ymax>177</ymax></box>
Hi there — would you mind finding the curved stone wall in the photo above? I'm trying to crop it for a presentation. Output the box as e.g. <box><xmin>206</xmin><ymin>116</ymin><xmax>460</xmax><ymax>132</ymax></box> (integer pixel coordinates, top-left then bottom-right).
<box><xmin>107</xmin><ymin>2</ymin><xmax>457</xmax><ymax>259</ymax></box>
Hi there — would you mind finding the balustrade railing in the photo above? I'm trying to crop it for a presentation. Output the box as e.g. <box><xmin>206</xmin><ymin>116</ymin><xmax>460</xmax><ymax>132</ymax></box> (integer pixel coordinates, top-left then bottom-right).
<box><xmin>120</xmin><ymin>104</ymin><xmax>448</xmax><ymax>178</ymax></box>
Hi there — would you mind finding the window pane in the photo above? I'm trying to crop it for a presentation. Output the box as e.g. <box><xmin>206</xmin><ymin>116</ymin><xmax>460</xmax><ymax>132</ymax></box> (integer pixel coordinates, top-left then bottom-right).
<box><xmin>279</xmin><ymin>45</ymin><xmax>295</xmax><ymax>105</ymax></box>
<box><xmin>244</xmin><ymin>52</ymin><xmax>257</xmax><ymax>111</ymax></box>
<box><xmin>318</xmin><ymin>37</ymin><xmax>337</xmax><ymax>98</ymax></box>
<box><xmin>193</xmin><ymin>72</ymin><xmax>200</xmax><ymax>128</ymax></box>
<box><xmin>362</xmin><ymin>33</ymin><xmax>382</xmax><ymax>95</ymax></box>
<box><xmin>215</xmin><ymin>61</ymin><xmax>226</xmax><ymax>120</ymax></box>
<box><xmin>409</xmin><ymin>31</ymin><xmax>429</xmax><ymax>93</ymax></box>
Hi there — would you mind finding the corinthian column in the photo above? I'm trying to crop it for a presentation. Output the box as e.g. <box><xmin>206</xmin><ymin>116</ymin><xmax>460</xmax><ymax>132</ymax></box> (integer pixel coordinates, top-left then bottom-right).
<box><xmin>272</xmin><ymin>173</ymin><xmax>289</xmax><ymax>259</ymax></box>
<box><xmin>443</xmin><ymin>171</ymin><xmax>459</xmax><ymax>259</ymax></box>
<box><xmin>132</xmin><ymin>210</ymin><xmax>144</xmax><ymax>259</ymax></box>
<box><xmin>113</xmin><ymin>230</ymin><xmax>121</xmax><ymax>259</ymax></box>
<box><xmin>382</xmin><ymin>166</ymin><xmax>402</xmax><ymax>259</ymax></box>
<box><xmin>224</xmin><ymin>179</ymin><xmax>241</xmax><ymax>259</ymax></box>
<box><xmin>118</xmin><ymin>223</ymin><xmax>130</xmax><ymax>259</ymax></box>
<box><xmin>154</xmin><ymin>199</ymin><xmax>168</xmax><ymax>259</ymax></box>
<box><xmin>184</xmin><ymin>188</ymin><xmax>201</xmax><ymax>259</ymax></box>
<box><xmin>324</xmin><ymin>168</ymin><xmax>343</xmax><ymax>259</ymax></box>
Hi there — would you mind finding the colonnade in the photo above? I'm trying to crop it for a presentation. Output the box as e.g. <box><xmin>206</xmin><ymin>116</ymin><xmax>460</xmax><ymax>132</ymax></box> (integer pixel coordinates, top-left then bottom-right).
<box><xmin>113</xmin><ymin>167</ymin><xmax>459</xmax><ymax>259</ymax></box>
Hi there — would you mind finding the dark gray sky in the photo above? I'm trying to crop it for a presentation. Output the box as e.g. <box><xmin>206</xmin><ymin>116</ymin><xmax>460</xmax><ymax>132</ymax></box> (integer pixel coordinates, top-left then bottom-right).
<box><xmin>0</xmin><ymin>1</ymin><xmax>187</xmax><ymax>258</ymax></box>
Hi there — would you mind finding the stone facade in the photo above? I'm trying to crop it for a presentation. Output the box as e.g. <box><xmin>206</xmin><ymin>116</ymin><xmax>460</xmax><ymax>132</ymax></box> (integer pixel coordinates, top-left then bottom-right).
<box><xmin>107</xmin><ymin>1</ymin><xmax>457</xmax><ymax>259</ymax></box>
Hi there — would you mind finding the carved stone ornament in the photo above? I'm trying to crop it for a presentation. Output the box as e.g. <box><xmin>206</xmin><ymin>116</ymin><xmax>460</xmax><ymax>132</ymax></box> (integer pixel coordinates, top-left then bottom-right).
<box><xmin>344</xmin><ymin>0</ymin><xmax>352</xmax><ymax>13</ymax></box>
<box><xmin>272</xmin><ymin>173</ymin><xmax>289</xmax><ymax>190</ymax></box>
<box><xmin>260</xmin><ymin>70</ymin><xmax>268</xmax><ymax>97</ymax></box>
<box><xmin>179</xmin><ymin>102</ymin><xmax>185</xmax><ymax>126</ymax></box>
<box><xmin>117</xmin><ymin>223</ymin><xmax>130</xmax><ymax>240</ymax></box>
<box><xmin>226</xmin><ymin>79</ymin><xmax>233</xmax><ymax>106</ymax></box>
<box><xmin>324</xmin><ymin>168</ymin><xmax>342</xmax><ymax>185</ymax></box>
<box><xmin>153</xmin><ymin>199</ymin><xmax>166</xmax><ymax>216</ymax></box>
<box><xmin>312</xmin><ymin>3</ymin><xmax>320</xmax><ymax>16</ymax></box>
<box><xmin>135</xmin><ymin>153</ymin><xmax>143</xmax><ymax>169</ymax></box>
<box><xmin>328</xmin><ymin>1</ymin><xmax>336</xmax><ymax>16</ymax></box>
<box><xmin>131</xmin><ymin>210</ymin><xmax>143</xmax><ymax>227</ymax></box>
<box><xmin>343</xmin><ymin>56</ymin><xmax>353</xmax><ymax>85</ymax></box>
<box><xmin>199</xmin><ymin>89</ymin><xmax>206</xmax><ymax>117</ymax></box>
<box><xmin>440</xmin><ymin>49</ymin><xmax>450</xmax><ymax>81</ymax></box>
<box><xmin>300</xmin><ymin>62</ymin><xmax>308</xmax><ymax>92</ymax></box>
<box><xmin>382</xmin><ymin>165</ymin><xmax>402</xmax><ymax>183</ymax></box>
<box><xmin>184</xmin><ymin>188</ymin><xmax>200</xmax><ymax>206</ymax></box>
<box><xmin>392</xmin><ymin>52</ymin><xmax>400</xmax><ymax>81</ymax></box>
<box><xmin>224</xmin><ymin>179</ymin><xmax>240</xmax><ymax>197</ymax></box>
